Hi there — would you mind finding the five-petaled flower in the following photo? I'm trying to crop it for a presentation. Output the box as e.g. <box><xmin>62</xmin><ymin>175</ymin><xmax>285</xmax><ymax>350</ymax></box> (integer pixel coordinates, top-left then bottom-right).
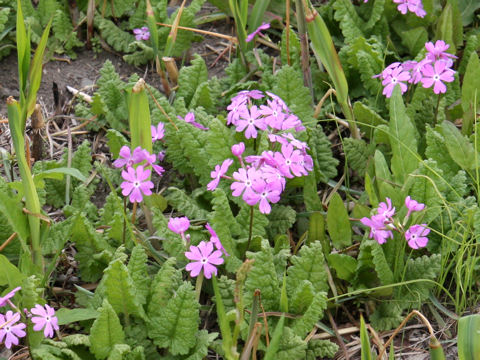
<box><xmin>405</xmin><ymin>224</ymin><xmax>430</xmax><ymax>249</ymax></box>
<box><xmin>133</xmin><ymin>27</ymin><xmax>150</xmax><ymax>41</ymax></box>
<box><xmin>0</xmin><ymin>311</ymin><xmax>26</xmax><ymax>349</ymax></box>
<box><xmin>185</xmin><ymin>241</ymin><xmax>224</xmax><ymax>279</ymax></box>
<box><xmin>30</xmin><ymin>304</ymin><xmax>59</xmax><ymax>338</ymax></box>
<box><xmin>120</xmin><ymin>165</ymin><xmax>154</xmax><ymax>203</ymax></box>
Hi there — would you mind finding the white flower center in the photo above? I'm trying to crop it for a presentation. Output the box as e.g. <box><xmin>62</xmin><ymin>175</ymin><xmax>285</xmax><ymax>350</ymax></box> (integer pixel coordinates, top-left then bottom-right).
<box><xmin>5</xmin><ymin>325</ymin><xmax>10</xmax><ymax>332</ymax></box>
<box><xmin>391</xmin><ymin>77</ymin><xmax>397</xmax><ymax>84</ymax></box>
<box><xmin>46</xmin><ymin>316</ymin><xmax>51</xmax><ymax>321</ymax></box>
<box><xmin>273</xmin><ymin>111</ymin><xmax>277</xmax><ymax>116</ymax></box>
<box><xmin>285</xmin><ymin>159</ymin><xmax>291</xmax><ymax>166</ymax></box>
<box><xmin>411</xmin><ymin>234</ymin><xmax>417</xmax><ymax>240</ymax></box>
<box><xmin>433</xmin><ymin>74</ymin><xmax>440</xmax><ymax>81</ymax></box>
<box><xmin>133</xmin><ymin>181</ymin><xmax>140</xmax><ymax>187</ymax></box>
<box><xmin>261</xmin><ymin>192</ymin><xmax>267</xmax><ymax>198</ymax></box>
<box><xmin>245</xmin><ymin>180</ymin><xmax>252</xmax><ymax>187</ymax></box>
<box><xmin>248</xmin><ymin>118</ymin><xmax>254</xmax><ymax>125</ymax></box>
<box><xmin>201</xmin><ymin>257</ymin><xmax>208</xmax><ymax>264</ymax></box>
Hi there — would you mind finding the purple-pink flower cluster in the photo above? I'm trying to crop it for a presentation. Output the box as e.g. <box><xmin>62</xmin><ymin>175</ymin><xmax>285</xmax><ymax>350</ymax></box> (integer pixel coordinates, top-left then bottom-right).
<box><xmin>207</xmin><ymin>90</ymin><xmax>313</xmax><ymax>214</ymax></box>
<box><xmin>114</xmin><ymin>140</ymin><xmax>165</xmax><ymax>203</ymax></box>
<box><xmin>133</xmin><ymin>27</ymin><xmax>150</xmax><ymax>41</ymax></box>
<box><xmin>363</xmin><ymin>0</ymin><xmax>426</xmax><ymax>17</ymax></box>
<box><xmin>167</xmin><ymin>217</ymin><xmax>227</xmax><ymax>279</ymax></box>
<box><xmin>0</xmin><ymin>287</ymin><xmax>59</xmax><ymax>349</ymax></box>
<box><xmin>375</xmin><ymin>40</ymin><xmax>456</xmax><ymax>97</ymax></box>
<box><xmin>360</xmin><ymin>196</ymin><xmax>429</xmax><ymax>249</ymax></box>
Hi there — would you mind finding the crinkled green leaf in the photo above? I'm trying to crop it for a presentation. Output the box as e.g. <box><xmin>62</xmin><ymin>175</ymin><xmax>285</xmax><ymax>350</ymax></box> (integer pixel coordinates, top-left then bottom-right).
<box><xmin>276</xmin><ymin>327</ymin><xmax>307</xmax><ymax>360</ymax></box>
<box><xmin>440</xmin><ymin>120</ymin><xmax>476</xmax><ymax>170</ymax></box>
<box><xmin>272</xmin><ymin>65</ymin><xmax>313</xmax><ymax>124</ymax></box>
<box><xmin>370</xmin><ymin>302</ymin><xmax>403</xmax><ymax>331</ymax></box>
<box><xmin>306</xmin><ymin>339</ymin><xmax>339</xmax><ymax>359</ymax></box>
<box><xmin>149</xmin><ymin>282</ymin><xmax>200</xmax><ymax>355</ymax></box>
<box><xmin>236</xmin><ymin>203</ymin><xmax>269</xmax><ymax>239</ymax></box>
<box><xmin>292</xmin><ymin>292</ymin><xmax>327</xmax><ymax>337</ymax></box>
<box><xmin>103</xmin><ymin>259</ymin><xmax>146</xmax><ymax>319</ymax></box>
<box><xmin>307</xmin><ymin>126</ymin><xmax>338</xmax><ymax>183</ymax></box>
<box><xmin>165</xmin><ymin>187</ymin><xmax>208</xmax><ymax>220</ymax></box>
<box><xmin>177</xmin><ymin>54</ymin><xmax>208</xmax><ymax>106</ymax></box>
<box><xmin>290</xmin><ymin>280</ymin><xmax>315</xmax><ymax>314</ymax></box>
<box><xmin>71</xmin><ymin>213</ymin><xmax>114</xmax><ymax>282</ymax></box>
<box><xmin>90</xmin><ymin>299</ymin><xmax>126</xmax><ymax>360</ymax></box>
<box><xmin>327</xmin><ymin>193</ymin><xmax>352</xmax><ymax>249</ymax></box>
<box><xmin>287</xmin><ymin>241</ymin><xmax>328</xmax><ymax>295</ymax></box>
<box><xmin>327</xmin><ymin>253</ymin><xmax>358</xmax><ymax>281</ymax></box>
<box><xmin>425</xmin><ymin>126</ymin><xmax>460</xmax><ymax>180</ymax></box>
<box><xmin>245</xmin><ymin>239</ymin><xmax>280</xmax><ymax>311</ymax></box>
<box><xmin>147</xmin><ymin>257</ymin><xmax>182</xmax><ymax>316</ymax></box>
<box><xmin>127</xmin><ymin>245</ymin><xmax>150</xmax><ymax>306</ymax></box>
<box><xmin>267</xmin><ymin>205</ymin><xmax>296</xmax><ymax>239</ymax></box>
<box><xmin>389</xmin><ymin>86</ymin><xmax>418</xmax><ymax>184</ymax></box>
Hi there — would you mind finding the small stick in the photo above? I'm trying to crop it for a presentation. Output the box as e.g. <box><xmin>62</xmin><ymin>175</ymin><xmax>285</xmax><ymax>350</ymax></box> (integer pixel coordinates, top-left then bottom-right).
<box><xmin>327</xmin><ymin>309</ymin><xmax>350</xmax><ymax>360</ymax></box>
<box><xmin>0</xmin><ymin>233</ymin><xmax>17</xmax><ymax>252</ymax></box>
<box><xmin>156</xmin><ymin>22</ymin><xmax>238</xmax><ymax>43</ymax></box>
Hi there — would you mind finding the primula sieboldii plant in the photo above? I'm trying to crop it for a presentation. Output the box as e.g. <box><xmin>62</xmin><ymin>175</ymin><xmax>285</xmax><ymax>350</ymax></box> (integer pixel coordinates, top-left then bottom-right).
<box><xmin>360</xmin><ymin>196</ymin><xmax>429</xmax><ymax>249</ymax></box>
<box><xmin>0</xmin><ymin>287</ymin><xmax>59</xmax><ymax>349</ymax></box>
<box><xmin>207</xmin><ymin>90</ymin><xmax>312</xmax><ymax>214</ymax></box>
<box><xmin>375</xmin><ymin>40</ymin><xmax>456</xmax><ymax>98</ymax></box>
<box><xmin>113</xmin><ymin>129</ymin><xmax>165</xmax><ymax>203</ymax></box>
<box><xmin>167</xmin><ymin>217</ymin><xmax>227</xmax><ymax>278</ymax></box>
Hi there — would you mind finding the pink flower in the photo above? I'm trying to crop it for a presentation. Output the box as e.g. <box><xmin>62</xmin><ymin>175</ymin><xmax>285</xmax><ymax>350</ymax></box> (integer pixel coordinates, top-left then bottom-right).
<box><xmin>113</xmin><ymin>146</ymin><xmax>145</xmax><ymax>168</ymax></box>
<box><xmin>151</xmin><ymin>123</ymin><xmax>165</xmax><ymax>142</ymax></box>
<box><xmin>274</xmin><ymin>143</ymin><xmax>305</xmax><ymax>178</ymax></box>
<box><xmin>425</xmin><ymin>40</ymin><xmax>457</xmax><ymax>66</ymax></box>
<box><xmin>178</xmin><ymin>112</ymin><xmax>209</xmax><ymax>131</ymax></box>
<box><xmin>140</xmin><ymin>150</ymin><xmax>165</xmax><ymax>176</ymax></box>
<box><xmin>260</xmin><ymin>100</ymin><xmax>286</xmax><ymax>130</ymax></box>
<box><xmin>249</xmin><ymin>180</ymin><xmax>282</xmax><ymax>214</ymax></box>
<box><xmin>133</xmin><ymin>27</ymin><xmax>150</xmax><ymax>41</ymax></box>
<box><xmin>231</xmin><ymin>167</ymin><xmax>262</xmax><ymax>202</ymax></box>
<box><xmin>405</xmin><ymin>224</ymin><xmax>430</xmax><ymax>249</ymax></box>
<box><xmin>421</xmin><ymin>61</ymin><xmax>455</xmax><ymax>94</ymax></box>
<box><xmin>246</xmin><ymin>22</ymin><xmax>270</xmax><ymax>42</ymax></box>
<box><xmin>30</xmin><ymin>304</ymin><xmax>59</xmax><ymax>338</ymax></box>
<box><xmin>266</xmin><ymin>92</ymin><xmax>290</xmax><ymax>112</ymax></box>
<box><xmin>0</xmin><ymin>287</ymin><xmax>21</xmax><ymax>307</ymax></box>
<box><xmin>0</xmin><ymin>311</ymin><xmax>26</xmax><ymax>348</ymax></box>
<box><xmin>168</xmin><ymin>216</ymin><xmax>190</xmax><ymax>235</ymax></box>
<box><xmin>235</xmin><ymin>105</ymin><xmax>267</xmax><ymax>139</ymax></box>
<box><xmin>260</xmin><ymin>165</ymin><xmax>285</xmax><ymax>192</ymax></box>
<box><xmin>205</xmin><ymin>223</ymin><xmax>229</xmax><ymax>256</ymax></box>
<box><xmin>377</xmin><ymin>198</ymin><xmax>395</xmax><ymax>220</ymax></box>
<box><xmin>207</xmin><ymin>158</ymin><xmax>234</xmax><ymax>191</ymax></box>
<box><xmin>405</xmin><ymin>196</ymin><xmax>425</xmax><ymax>218</ymax></box>
<box><xmin>393</xmin><ymin>0</ymin><xmax>426</xmax><ymax>17</ymax></box>
<box><xmin>360</xmin><ymin>215</ymin><xmax>393</xmax><ymax>244</ymax></box>
<box><xmin>407</xmin><ymin>59</ymin><xmax>431</xmax><ymax>84</ymax></box>
<box><xmin>120</xmin><ymin>165</ymin><xmax>154</xmax><ymax>203</ymax></box>
<box><xmin>185</xmin><ymin>241</ymin><xmax>224</xmax><ymax>279</ymax></box>
<box><xmin>381</xmin><ymin>65</ymin><xmax>411</xmax><ymax>98</ymax></box>
<box><xmin>373</xmin><ymin>62</ymin><xmax>402</xmax><ymax>80</ymax></box>
<box><xmin>226</xmin><ymin>101</ymin><xmax>248</xmax><ymax>126</ymax></box>
<box><xmin>231</xmin><ymin>142</ymin><xmax>245</xmax><ymax>157</ymax></box>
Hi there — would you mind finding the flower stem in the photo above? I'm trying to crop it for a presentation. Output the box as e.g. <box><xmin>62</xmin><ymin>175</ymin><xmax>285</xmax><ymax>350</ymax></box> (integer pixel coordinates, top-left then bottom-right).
<box><xmin>195</xmin><ymin>272</ymin><xmax>204</xmax><ymax>302</ymax></box>
<box><xmin>434</xmin><ymin>94</ymin><xmax>441</xmax><ymax>126</ymax></box>
<box><xmin>244</xmin><ymin>206</ymin><xmax>254</xmax><ymax>259</ymax></box>
<box><xmin>131</xmin><ymin>201</ymin><xmax>138</xmax><ymax>225</ymax></box>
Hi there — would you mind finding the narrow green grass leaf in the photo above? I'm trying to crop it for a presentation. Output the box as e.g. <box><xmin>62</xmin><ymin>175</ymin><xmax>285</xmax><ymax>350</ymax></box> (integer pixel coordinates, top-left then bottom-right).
<box><xmin>458</xmin><ymin>314</ymin><xmax>480</xmax><ymax>360</ymax></box>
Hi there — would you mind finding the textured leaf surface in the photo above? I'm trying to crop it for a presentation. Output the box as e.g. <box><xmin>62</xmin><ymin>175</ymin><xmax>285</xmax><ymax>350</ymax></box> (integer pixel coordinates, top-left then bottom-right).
<box><xmin>127</xmin><ymin>245</ymin><xmax>150</xmax><ymax>306</ymax></box>
<box><xmin>389</xmin><ymin>86</ymin><xmax>418</xmax><ymax>184</ymax></box>
<box><xmin>307</xmin><ymin>126</ymin><xmax>338</xmax><ymax>183</ymax></box>
<box><xmin>327</xmin><ymin>193</ymin><xmax>352</xmax><ymax>249</ymax></box>
<box><xmin>177</xmin><ymin>54</ymin><xmax>208</xmax><ymax>106</ymax></box>
<box><xmin>245</xmin><ymin>240</ymin><xmax>280</xmax><ymax>311</ymax></box>
<box><xmin>292</xmin><ymin>292</ymin><xmax>327</xmax><ymax>336</ymax></box>
<box><xmin>276</xmin><ymin>327</ymin><xmax>307</xmax><ymax>360</ymax></box>
<box><xmin>440</xmin><ymin>120</ymin><xmax>476</xmax><ymax>170</ymax></box>
<box><xmin>267</xmin><ymin>205</ymin><xmax>297</xmax><ymax>239</ymax></box>
<box><xmin>103</xmin><ymin>259</ymin><xmax>145</xmax><ymax>319</ymax></box>
<box><xmin>90</xmin><ymin>299</ymin><xmax>125</xmax><ymax>360</ymax></box>
<box><xmin>287</xmin><ymin>241</ymin><xmax>328</xmax><ymax>295</ymax></box>
<box><xmin>149</xmin><ymin>282</ymin><xmax>200</xmax><ymax>355</ymax></box>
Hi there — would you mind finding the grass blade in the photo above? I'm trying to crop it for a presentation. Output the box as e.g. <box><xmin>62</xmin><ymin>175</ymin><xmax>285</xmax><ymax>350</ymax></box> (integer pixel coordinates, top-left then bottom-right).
<box><xmin>360</xmin><ymin>315</ymin><xmax>372</xmax><ymax>360</ymax></box>
<box><xmin>458</xmin><ymin>314</ymin><xmax>480</xmax><ymax>360</ymax></box>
